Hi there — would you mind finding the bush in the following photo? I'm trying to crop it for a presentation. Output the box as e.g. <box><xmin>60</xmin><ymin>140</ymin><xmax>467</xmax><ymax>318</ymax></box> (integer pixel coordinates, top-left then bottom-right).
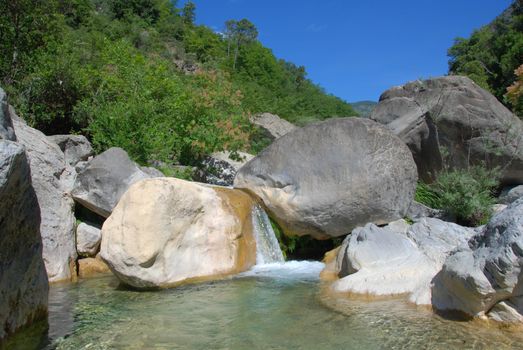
<box><xmin>416</xmin><ymin>165</ymin><xmax>499</xmax><ymax>226</ymax></box>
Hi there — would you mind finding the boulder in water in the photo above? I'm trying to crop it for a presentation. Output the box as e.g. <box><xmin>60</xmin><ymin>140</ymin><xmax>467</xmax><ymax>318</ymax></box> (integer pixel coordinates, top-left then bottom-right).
<box><xmin>432</xmin><ymin>198</ymin><xmax>523</xmax><ymax>322</ymax></box>
<box><xmin>100</xmin><ymin>178</ymin><xmax>258</xmax><ymax>289</ymax></box>
<box><xmin>12</xmin><ymin>115</ymin><xmax>77</xmax><ymax>282</ymax></box>
<box><xmin>330</xmin><ymin>218</ymin><xmax>475</xmax><ymax>305</ymax></box>
<box><xmin>0</xmin><ymin>141</ymin><xmax>48</xmax><ymax>342</ymax></box>
<box><xmin>234</xmin><ymin>118</ymin><xmax>418</xmax><ymax>239</ymax></box>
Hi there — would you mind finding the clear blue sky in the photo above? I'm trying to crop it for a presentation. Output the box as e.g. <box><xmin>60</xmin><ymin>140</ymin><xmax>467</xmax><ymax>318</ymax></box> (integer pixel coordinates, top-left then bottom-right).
<box><xmin>182</xmin><ymin>0</ymin><xmax>512</xmax><ymax>102</ymax></box>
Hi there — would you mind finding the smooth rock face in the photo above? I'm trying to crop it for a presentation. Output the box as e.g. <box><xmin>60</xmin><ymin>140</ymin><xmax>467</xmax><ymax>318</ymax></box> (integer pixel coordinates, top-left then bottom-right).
<box><xmin>331</xmin><ymin>218</ymin><xmax>475</xmax><ymax>305</ymax></box>
<box><xmin>195</xmin><ymin>151</ymin><xmax>254</xmax><ymax>186</ymax></box>
<box><xmin>12</xmin><ymin>116</ymin><xmax>77</xmax><ymax>282</ymax></box>
<box><xmin>72</xmin><ymin>147</ymin><xmax>158</xmax><ymax>218</ymax></box>
<box><xmin>234</xmin><ymin>118</ymin><xmax>418</xmax><ymax>239</ymax></box>
<box><xmin>100</xmin><ymin>178</ymin><xmax>257</xmax><ymax>289</ymax></box>
<box><xmin>432</xmin><ymin>198</ymin><xmax>523</xmax><ymax>322</ymax></box>
<box><xmin>48</xmin><ymin>134</ymin><xmax>94</xmax><ymax>166</ymax></box>
<box><xmin>0</xmin><ymin>141</ymin><xmax>48</xmax><ymax>341</ymax></box>
<box><xmin>0</xmin><ymin>88</ymin><xmax>16</xmax><ymax>141</ymax></box>
<box><xmin>76</xmin><ymin>222</ymin><xmax>102</xmax><ymax>257</ymax></box>
<box><xmin>371</xmin><ymin>76</ymin><xmax>523</xmax><ymax>184</ymax></box>
<box><xmin>499</xmin><ymin>185</ymin><xmax>523</xmax><ymax>204</ymax></box>
<box><xmin>250</xmin><ymin>112</ymin><xmax>296</xmax><ymax>140</ymax></box>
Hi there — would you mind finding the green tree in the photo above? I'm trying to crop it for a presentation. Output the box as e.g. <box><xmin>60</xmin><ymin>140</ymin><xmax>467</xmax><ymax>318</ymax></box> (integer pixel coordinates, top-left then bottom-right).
<box><xmin>224</xmin><ymin>19</ymin><xmax>258</xmax><ymax>70</ymax></box>
<box><xmin>181</xmin><ymin>1</ymin><xmax>196</xmax><ymax>25</ymax></box>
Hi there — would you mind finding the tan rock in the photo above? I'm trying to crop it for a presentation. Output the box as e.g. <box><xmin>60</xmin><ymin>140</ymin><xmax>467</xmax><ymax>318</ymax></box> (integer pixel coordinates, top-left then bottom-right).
<box><xmin>100</xmin><ymin>178</ymin><xmax>257</xmax><ymax>289</ymax></box>
<box><xmin>319</xmin><ymin>247</ymin><xmax>340</xmax><ymax>282</ymax></box>
<box><xmin>78</xmin><ymin>255</ymin><xmax>111</xmax><ymax>278</ymax></box>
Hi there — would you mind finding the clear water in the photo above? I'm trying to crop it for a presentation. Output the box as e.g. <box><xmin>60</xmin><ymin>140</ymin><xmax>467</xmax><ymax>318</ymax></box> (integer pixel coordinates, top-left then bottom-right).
<box><xmin>8</xmin><ymin>261</ymin><xmax>523</xmax><ymax>350</ymax></box>
<box><xmin>251</xmin><ymin>205</ymin><xmax>285</xmax><ymax>264</ymax></box>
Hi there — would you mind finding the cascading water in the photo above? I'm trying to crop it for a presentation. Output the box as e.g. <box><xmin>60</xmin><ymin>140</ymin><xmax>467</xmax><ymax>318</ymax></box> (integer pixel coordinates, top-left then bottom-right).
<box><xmin>251</xmin><ymin>205</ymin><xmax>285</xmax><ymax>264</ymax></box>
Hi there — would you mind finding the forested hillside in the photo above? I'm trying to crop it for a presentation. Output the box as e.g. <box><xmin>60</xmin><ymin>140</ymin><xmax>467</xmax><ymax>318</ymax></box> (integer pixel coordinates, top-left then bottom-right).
<box><xmin>0</xmin><ymin>0</ymin><xmax>355</xmax><ymax>165</ymax></box>
<box><xmin>448</xmin><ymin>0</ymin><xmax>523</xmax><ymax>116</ymax></box>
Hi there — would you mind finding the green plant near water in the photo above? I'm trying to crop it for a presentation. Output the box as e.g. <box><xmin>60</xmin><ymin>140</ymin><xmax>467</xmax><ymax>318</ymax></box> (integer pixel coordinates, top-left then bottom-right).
<box><xmin>416</xmin><ymin>165</ymin><xmax>500</xmax><ymax>226</ymax></box>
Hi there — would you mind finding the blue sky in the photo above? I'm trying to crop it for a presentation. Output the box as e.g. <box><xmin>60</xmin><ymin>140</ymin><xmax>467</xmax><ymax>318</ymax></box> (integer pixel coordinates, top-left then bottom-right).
<box><xmin>182</xmin><ymin>0</ymin><xmax>512</xmax><ymax>102</ymax></box>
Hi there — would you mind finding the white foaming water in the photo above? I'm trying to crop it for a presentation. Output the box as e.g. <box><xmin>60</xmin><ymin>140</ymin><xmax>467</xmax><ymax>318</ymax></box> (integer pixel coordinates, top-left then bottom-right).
<box><xmin>240</xmin><ymin>260</ymin><xmax>325</xmax><ymax>281</ymax></box>
<box><xmin>251</xmin><ymin>205</ymin><xmax>285</xmax><ymax>264</ymax></box>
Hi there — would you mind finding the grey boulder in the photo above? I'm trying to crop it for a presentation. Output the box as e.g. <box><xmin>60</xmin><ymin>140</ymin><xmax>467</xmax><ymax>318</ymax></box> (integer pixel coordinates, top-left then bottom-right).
<box><xmin>250</xmin><ymin>112</ymin><xmax>296</xmax><ymax>140</ymax></box>
<box><xmin>432</xmin><ymin>198</ymin><xmax>523</xmax><ymax>322</ymax></box>
<box><xmin>12</xmin><ymin>116</ymin><xmax>77</xmax><ymax>282</ymax></box>
<box><xmin>0</xmin><ymin>141</ymin><xmax>48</xmax><ymax>342</ymax></box>
<box><xmin>48</xmin><ymin>134</ymin><xmax>94</xmax><ymax>166</ymax></box>
<box><xmin>331</xmin><ymin>218</ymin><xmax>474</xmax><ymax>305</ymax></box>
<box><xmin>371</xmin><ymin>76</ymin><xmax>523</xmax><ymax>184</ymax></box>
<box><xmin>234</xmin><ymin>117</ymin><xmax>418</xmax><ymax>239</ymax></box>
<box><xmin>76</xmin><ymin>222</ymin><xmax>102</xmax><ymax>257</ymax></box>
<box><xmin>72</xmin><ymin>147</ymin><xmax>160</xmax><ymax>217</ymax></box>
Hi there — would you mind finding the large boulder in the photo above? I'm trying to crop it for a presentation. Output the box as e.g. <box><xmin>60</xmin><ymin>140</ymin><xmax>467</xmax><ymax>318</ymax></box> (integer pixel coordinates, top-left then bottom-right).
<box><xmin>0</xmin><ymin>141</ymin><xmax>48</xmax><ymax>342</ymax></box>
<box><xmin>330</xmin><ymin>218</ymin><xmax>474</xmax><ymax>305</ymax></box>
<box><xmin>48</xmin><ymin>134</ymin><xmax>94</xmax><ymax>166</ymax></box>
<box><xmin>371</xmin><ymin>76</ymin><xmax>523</xmax><ymax>184</ymax></box>
<box><xmin>250</xmin><ymin>112</ymin><xmax>296</xmax><ymax>140</ymax></box>
<box><xmin>194</xmin><ymin>151</ymin><xmax>254</xmax><ymax>186</ymax></box>
<box><xmin>234</xmin><ymin>118</ymin><xmax>418</xmax><ymax>239</ymax></box>
<box><xmin>72</xmin><ymin>147</ymin><xmax>159</xmax><ymax>218</ymax></box>
<box><xmin>12</xmin><ymin>116</ymin><xmax>77</xmax><ymax>282</ymax></box>
<box><xmin>432</xmin><ymin>198</ymin><xmax>523</xmax><ymax>322</ymax></box>
<box><xmin>100</xmin><ymin>178</ymin><xmax>257</xmax><ymax>289</ymax></box>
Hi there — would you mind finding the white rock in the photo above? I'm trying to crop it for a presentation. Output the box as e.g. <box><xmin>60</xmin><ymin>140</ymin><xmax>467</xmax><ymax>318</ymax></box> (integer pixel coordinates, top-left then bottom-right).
<box><xmin>76</xmin><ymin>222</ymin><xmax>102</xmax><ymax>257</ymax></box>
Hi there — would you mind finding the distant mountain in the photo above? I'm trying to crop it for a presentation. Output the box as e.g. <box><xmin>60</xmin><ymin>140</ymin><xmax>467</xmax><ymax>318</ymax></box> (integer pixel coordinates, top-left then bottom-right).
<box><xmin>350</xmin><ymin>101</ymin><xmax>377</xmax><ymax>118</ymax></box>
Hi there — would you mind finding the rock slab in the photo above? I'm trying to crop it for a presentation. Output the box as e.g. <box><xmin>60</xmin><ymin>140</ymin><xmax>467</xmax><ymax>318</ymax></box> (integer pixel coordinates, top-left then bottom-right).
<box><xmin>432</xmin><ymin>198</ymin><xmax>523</xmax><ymax>322</ymax></box>
<box><xmin>0</xmin><ymin>141</ymin><xmax>48</xmax><ymax>342</ymax></box>
<box><xmin>100</xmin><ymin>178</ymin><xmax>257</xmax><ymax>289</ymax></box>
<box><xmin>12</xmin><ymin>116</ymin><xmax>77</xmax><ymax>282</ymax></box>
<box><xmin>76</xmin><ymin>222</ymin><xmax>102</xmax><ymax>257</ymax></box>
<box><xmin>234</xmin><ymin>117</ymin><xmax>418</xmax><ymax>239</ymax></box>
<box><xmin>331</xmin><ymin>218</ymin><xmax>474</xmax><ymax>305</ymax></box>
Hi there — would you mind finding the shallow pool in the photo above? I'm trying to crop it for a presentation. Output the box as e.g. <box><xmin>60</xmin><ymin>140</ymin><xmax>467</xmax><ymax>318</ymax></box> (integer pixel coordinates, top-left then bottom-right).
<box><xmin>7</xmin><ymin>261</ymin><xmax>523</xmax><ymax>349</ymax></box>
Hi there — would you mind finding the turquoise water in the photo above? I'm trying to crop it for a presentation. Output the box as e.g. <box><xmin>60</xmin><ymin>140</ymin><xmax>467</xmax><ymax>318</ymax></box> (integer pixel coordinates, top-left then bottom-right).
<box><xmin>7</xmin><ymin>261</ymin><xmax>523</xmax><ymax>349</ymax></box>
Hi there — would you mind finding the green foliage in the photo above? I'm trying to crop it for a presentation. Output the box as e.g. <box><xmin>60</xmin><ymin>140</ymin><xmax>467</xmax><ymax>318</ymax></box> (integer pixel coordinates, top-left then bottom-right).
<box><xmin>416</xmin><ymin>166</ymin><xmax>500</xmax><ymax>227</ymax></box>
<box><xmin>1</xmin><ymin>0</ymin><xmax>356</xmax><ymax>166</ymax></box>
<box><xmin>448</xmin><ymin>0</ymin><xmax>523</xmax><ymax>110</ymax></box>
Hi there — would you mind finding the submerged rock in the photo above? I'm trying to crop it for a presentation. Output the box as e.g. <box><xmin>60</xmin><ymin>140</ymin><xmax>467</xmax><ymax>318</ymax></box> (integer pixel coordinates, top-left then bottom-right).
<box><xmin>12</xmin><ymin>116</ymin><xmax>77</xmax><ymax>282</ymax></box>
<box><xmin>330</xmin><ymin>218</ymin><xmax>474</xmax><ymax>305</ymax></box>
<box><xmin>371</xmin><ymin>76</ymin><xmax>523</xmax><ymax>184</ymax></box>
<box><xmin>432</xmin><ymin>198</ymin><xmax>523</xmax><ymax>322</ymax></box>
<box><xmin>0</xmin><ymin>141</ymin><xmax>48</xmax><ymax>342</ymax></box>
<box><xmin>234</xmin><ymin>117</ymin><xmax>418</xmax><ymax>239</ymax></box>
<box><xmin>72</xmin><ymin>147</ymin><xmax>159</xmax><ymax>218</ymax></box>
<box><xmin>100</xmin><ymin>178</ymin><xmax>257</xmax><ymax>289</ymax></box>
<box><xmin>78</xmin><ymin>255</ymin><xmax>110</xmax><ymax>279</ymax></box>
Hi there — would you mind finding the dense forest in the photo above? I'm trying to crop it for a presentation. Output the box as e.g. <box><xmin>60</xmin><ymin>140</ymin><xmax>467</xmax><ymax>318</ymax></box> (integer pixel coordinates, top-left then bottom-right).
<box><xmin>0</xmin><ymin>0</ymin><xmax>356</xmax><ymax>165</ymax></box>
<box><xmin>448</xmin><ymin>0</ymin><xmax>523</xmax><ymax>116</ymax></box>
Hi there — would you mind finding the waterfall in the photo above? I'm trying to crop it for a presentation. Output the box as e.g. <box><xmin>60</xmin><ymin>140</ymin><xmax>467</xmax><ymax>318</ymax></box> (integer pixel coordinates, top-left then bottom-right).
<box><xmin>251</xmin><ymin>205</ymin><xmax>285</xmax><ymax>264</ymax></box>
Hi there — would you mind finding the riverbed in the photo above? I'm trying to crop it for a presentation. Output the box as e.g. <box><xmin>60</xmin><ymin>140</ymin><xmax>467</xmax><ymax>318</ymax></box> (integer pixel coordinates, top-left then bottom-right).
<box><xmin>7</xmin><ymin>261</ymin><xmax>523</xmax><ymax>349</ymax></box>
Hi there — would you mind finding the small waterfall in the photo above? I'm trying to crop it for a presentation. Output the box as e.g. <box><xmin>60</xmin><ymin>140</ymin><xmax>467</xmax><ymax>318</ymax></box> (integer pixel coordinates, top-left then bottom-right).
<box><xmin>251</xmin><ymin>205</ymin><xmax>285</xmax><ymax>264</ymax></box>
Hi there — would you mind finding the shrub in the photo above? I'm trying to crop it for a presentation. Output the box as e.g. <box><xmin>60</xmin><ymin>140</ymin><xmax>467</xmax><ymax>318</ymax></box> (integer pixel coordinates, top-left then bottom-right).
<box><xmin>416</xmin><ymin>165</ymin><xmax>499</xmax><ymax>227</ymax></box>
